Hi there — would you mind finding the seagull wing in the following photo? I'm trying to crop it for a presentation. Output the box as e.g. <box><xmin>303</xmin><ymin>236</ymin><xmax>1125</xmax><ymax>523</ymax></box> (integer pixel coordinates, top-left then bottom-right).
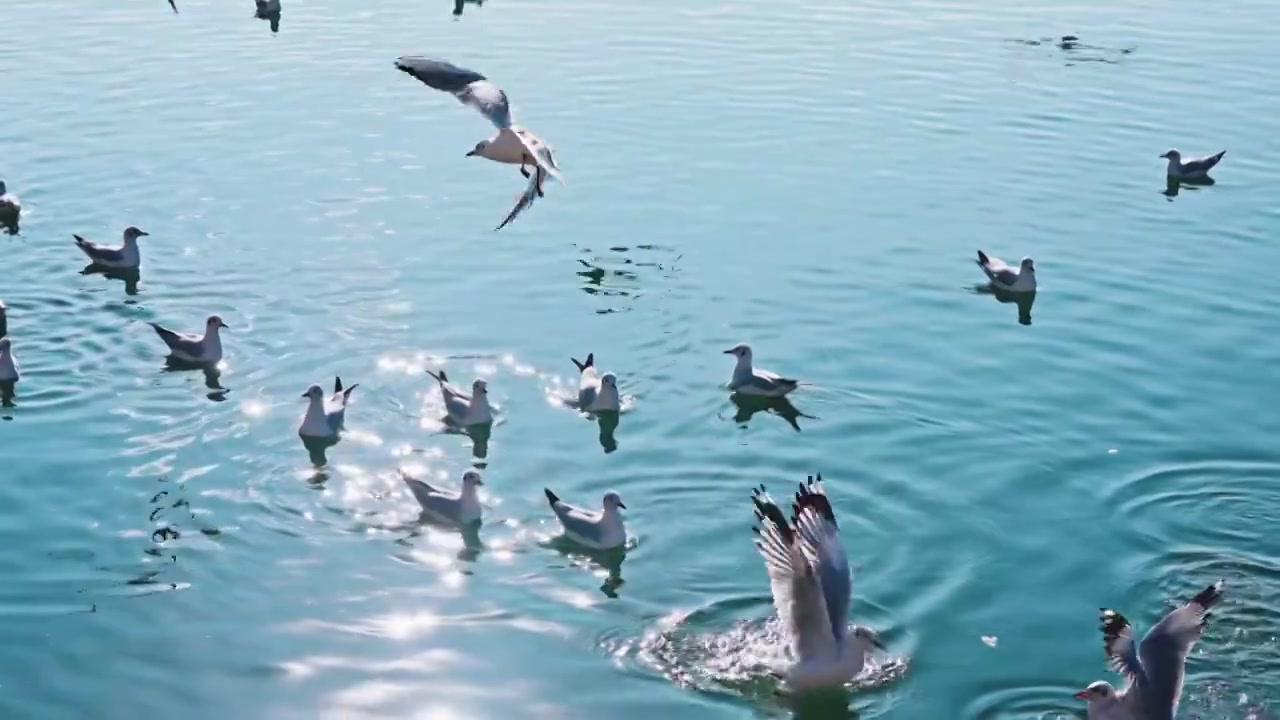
<box><xmin>1182</xmin><ymin>151</ymin><xmax>1226</xmax><ymax>175</ymax></box>
<box><xmin>793</xmin><ymin>475</ymin><xmax>851</xmax><ymax>645</ymax></box>
<box><xmin>513</xmin><ymin>131</ymin><xmax>563</xmax><ymax>182</ymax></box>
<box><xmin>74</xmin><ymin>235</ymin><xmax>124</xmax><ymax>264</ymax></box>
<box><xmin>1136</xmin><ymin>580</ymin><xmax>1224</xmax><ymax>718</ymax></box>
<box><xmin>149</xmin><ymin>322</ymin><xmax>204</xmax><ymax>357</ymax></box>
<box><xmin>751</xmin><ymin>486</ymin><xmax>837</xmax><ymax>663</ymax></box>
<box><xmin>495</xmin><ymin>166</ymin><xmax>544</xmax><ymax>231</ymax></box>
<box><xmin>394</xmin><ymin>57</ymin><xmax>512</xmax><ymax>129</ymax></box>
<box><xmin>976</xmin><ymin>250</ymin><xmax>1019</xmax><ymax>286</ymax></box>
<box><xmin>550</xmin><ymin>498</ymin><xmax>607</xmax><ymax>543</ymax></box>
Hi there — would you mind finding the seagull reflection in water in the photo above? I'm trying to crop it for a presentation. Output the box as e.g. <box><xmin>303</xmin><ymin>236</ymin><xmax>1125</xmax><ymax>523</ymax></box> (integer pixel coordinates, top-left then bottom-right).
<box><xmin>80</xmin><ymin>263</ymin><xmax>140</xmax><ymax>296</ymax></box>
<box><xmin>1162</xmin><ymin>174</ymin><xmax>1214</xmax><ymax>200</ymax></box>
<box><xmin>547</xmin><ymin>538</ymin><xmax>627</xmax><ymax>598</ymax></box>
<box><xmin>254</xmin><ymin>0</ymin><xmax>281</xmax><ymax>32</ymax></box>
<box><xmin>161</xmin><ymin>356</ymin><xmax>229</xmax><ymax>402</ymax></box>
<box><xmin>596</xmin><ymin>410</ymin><xmax>620</xmax><ymax>453</ymax></box>
<box><xmin>729</xmin><ymin>392</ymin><xmax>815</xmax><ymax>431</ymax></box>
<box><xmin>972</xmin><ymin>285</ymin><xmax>1036</xmax><ymax>326</ymax></box>
<box><xmin>452</xmin><ymin>0</ymin><xmax>485</xmax><ymax>16</ymax></box>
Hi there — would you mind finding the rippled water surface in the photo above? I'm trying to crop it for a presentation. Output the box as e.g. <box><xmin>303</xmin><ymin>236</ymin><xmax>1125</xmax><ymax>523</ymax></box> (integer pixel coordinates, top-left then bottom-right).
<box><xmin>4</xmin><ymin>0</ymin><xmax>1280</xmax><ymax>717</ymax></box>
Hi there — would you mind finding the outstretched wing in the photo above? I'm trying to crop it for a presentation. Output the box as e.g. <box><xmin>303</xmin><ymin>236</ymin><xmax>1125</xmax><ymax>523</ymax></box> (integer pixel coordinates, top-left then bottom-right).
<box><xmin>1099</xmin><ymin>608</ymin><xmax>1149</xmax><ymax>696</ymax></box>
<box><xmin>394</xmin><ymin>56</ymin><xmax>512</xmax><ymax>129</ymax></box>
<box><xmin>751</xmin><ymin>485</ymin><xmax>836</xmax><ymax>663</ymax></box>
<box><xmin>1138</xmin><ymin>580</ymin><xmax>1224</xmax><ymax>716</ymax></box>
<box><xmin>513</xmin><ymin>132</ymin><xmax>562</xmax><ymax>181</ymax></box>
<box><xmin>495</xmin><ymin>166</ymin><xmax>544</xmax><ymax>231</ymax></box>
<box><xmin>792</xmin><ymin>475</ymin><xmax>851</xmax><ymax>646</ymax></box>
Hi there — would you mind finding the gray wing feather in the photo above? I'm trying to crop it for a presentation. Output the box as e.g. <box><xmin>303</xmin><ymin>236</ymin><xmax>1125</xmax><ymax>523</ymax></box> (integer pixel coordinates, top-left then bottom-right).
<box><xmin>990</xmin><ymin>268</ymin><xmax>1019</xmax><ymax>286</ymax></box>
<box><xmin>75</xmin><ymin>236</ymin><xmax>124</xmax><ymax>264</ymax></box>
<box><xmin>752</xmin><ymin>488</ymin><xmax>837</xmax><ymax>662</ymax></box>
<box><xmin>1182</xmin><ymin>151</ymin><xmax>1225</xmax><ymax>175</ymax></box>
<box><xmin>793</xmin><ymin>483</ymin><xmax>851</xmax><ymax>645</ymax></box>
<box><xmin>403</xmin><ymin>476</ymin><xmax>461</xmax><ymax>519</ymax></box>
<box><xmin>394</xmin><ymin>56</ymin><xmax>511</xmax><ymax>129</ymax></box>
<box><xmin>1137</xmin><ymin>581</ymin><xmax>1223</xmax><ymax>717</ymax></box>
<box><xmin>150</xmin><ymin>323</ymin><xmax>203</xmax><ymax>356</ymax></box>
<box><xmin>495</xmin><ymin>166</ymin><xmax>543</xmax><ymax>231</ymax></box>
<box><xmin>551</xmin><ymin>501</ymin><xmax>605</xmax><ymax>542</ymax></box>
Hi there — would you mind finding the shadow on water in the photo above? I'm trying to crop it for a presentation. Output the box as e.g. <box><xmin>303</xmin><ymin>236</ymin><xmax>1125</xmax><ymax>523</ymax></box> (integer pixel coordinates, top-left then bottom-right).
<box><xmin>399</xmin><ymin>515</ymin><xmax>485</xmax><ymax>562</ymax></box>
<box><xmin>162</xmin><ymin>357</ymin><xmax>228</xmax><ymax>402</ymax></box>
<box><xmin>254</xmin><ymin>0</ymin><xmax>281</xmax><ymax>32</ymax></box>
<box><xmin>725</xmin><ymin>393</ymin><xmax>816</xmax><ymax>432</ymax></box>
<box><xmin>452</xmin><ymin>0</ymin><xmax>484</xmax><ymax>16</ymax></box>
<box><xmin>574</xmin><ymin>244</ymin><xmax>682</xmax><ymax>314</ymax></box>
<box><xmin>971</xmin><ymin>285</ymin><xmax>1036</xmax><ymax>326</ymax></box>
<box><xmin>80</xmin><ymin>263</ymin><xmax>140</xmax><ymax>296</ymax></box>
<box><xmin>1008</xmin><ymin>34</ymin><xmax>1135</xmax><ymax>64</ymax></box>
<box><xmin>1162</xmin><ymin>175</ymin><xmax>1215</xmax><ymax>200</ymax></box>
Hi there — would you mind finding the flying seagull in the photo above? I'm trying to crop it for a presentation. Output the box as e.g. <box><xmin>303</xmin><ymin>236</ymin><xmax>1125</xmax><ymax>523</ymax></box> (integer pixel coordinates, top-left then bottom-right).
<box><xmin>751</xmin><ymin>476</ymin><xmax>886</xmax><ymax>690</ymax></box>
<box><xmin>1076</xmin><ymin>580</ymin><xmax>1224</xmax><ymax>720</ymax></box>
<box><xmin>975</xmin><ymin>250</ymin><xmax>1036</xmax><ymax>293</ymax></box>
<box><xmin>724</xmin><ymin>343</ymin><xmax>799</xmax><ymax>398</ymax></box>
<box><xmin>1161</xmin><ymin>149</ymin><xmax>1226</xmax><ymax>181</ymax></box>
<box><xmin>393</xmin><ymin>56</ymin><xmax>562</xmax><ymax>187</ymax></box>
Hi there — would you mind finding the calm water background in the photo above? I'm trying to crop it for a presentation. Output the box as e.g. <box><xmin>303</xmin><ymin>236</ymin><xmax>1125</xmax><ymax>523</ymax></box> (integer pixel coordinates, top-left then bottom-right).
<box><xmin>3</xmin><ymin>0</ymin><xmax>1280</xmax><ymax>717</ymax></box>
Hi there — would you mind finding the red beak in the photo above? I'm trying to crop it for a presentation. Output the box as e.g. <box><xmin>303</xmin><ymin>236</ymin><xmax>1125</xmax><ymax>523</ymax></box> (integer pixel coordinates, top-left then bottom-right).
<box><xmin>1073</xmin><ymin>690</ymin><xmax>1091</xmax><ymax>700</ymax></box>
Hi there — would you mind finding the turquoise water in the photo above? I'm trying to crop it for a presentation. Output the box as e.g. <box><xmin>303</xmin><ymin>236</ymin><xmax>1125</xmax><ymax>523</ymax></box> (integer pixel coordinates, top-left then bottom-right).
<box><xmin>3</xmin><ymin>0</ymin><xmax>1280</xmax><ymax>716</ymax></box>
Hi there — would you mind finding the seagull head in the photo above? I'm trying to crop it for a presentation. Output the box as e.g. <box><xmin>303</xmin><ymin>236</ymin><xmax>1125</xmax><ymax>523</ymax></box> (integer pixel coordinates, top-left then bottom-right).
<box><xmin>465</xmin><ymin>140</ymin><xmax>489</xmax><ymax>158</ymax></box>
<box><xmin>461</xmin><ymin>470</ymin><xmax>485</xmax><ymax>487</ymax></box>
<box><xmin>0</xmin><ymin>337</ymin><xmax>10</xmax><ymax>352</ymax></box>
<box><xmin>302</xmin><ymin>384</ymin><xmax>325</xmax><ymax>400</ymax></box>
<box><xmin>0</xmin><ymin>181</ymin><xmax>7</xmax><ymax>195</ymax></box>
<box><xmin>206</xmin><ymin>315</ymin><xmax>229</xmax><ymax>331</ymax></box>
<box><xmin>123</xmin><ymin>226</ymin><xmax>149</xmax><ymax>242</ymax></box>
<box><xmin>723</xmin><ymin>343</ymin><xmax>753</xmax><ymax>361</ymax></box>
<box><xmin>1074</xmin><ymin>680</ymin><xmax>1118</xmax><ymax>703</ymax></box>
<box><xmin>600</xmin><ymin>372</ymin><xmax>617</xmax><ymax>389</ymax></box>
<box><xmin>471</xmin><ymin>378</ymin><xmax>488</xmax><ymax>396</ymax></box>
<box><xmin>1019</xmin><ymin>257</ymin><xmax>1035</xmax><ymax>273</ymax></box>
<box><xmin>851</xmin><ymin>625</ymin><xmax>887</xmax><ymax>652</ymax></box>
<box><xmin>602</xmin><ymin>491</ymin><xmax>626</xmax><ymax>511</ymax></box>
<box><xmin>1160</xmin><ymin>149</ymin><xmax>1181</xmax><ymax>161</ymax></box>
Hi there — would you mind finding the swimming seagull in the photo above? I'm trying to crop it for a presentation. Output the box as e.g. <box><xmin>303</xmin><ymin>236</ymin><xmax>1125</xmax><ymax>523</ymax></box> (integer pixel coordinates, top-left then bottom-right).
<box><xmin>0</xmin><ymin>181</ymin><xmax>20</xmax><ymax>220</ymax></box>
<box><xmin>976</xmin><ymin>250</ymin><xmax>1036</xmax><ymax>293</ymax></box>
<box><xmin>1161</xmin><ymin>149</ymin><xmax>1226</xmax><ymax>181</ymax></box>
<box><xmin>392</xmin><ymin>57</ymin><xmax>563</xmax><ymax>186</ymax></box>
<box><xmin>751</xmin><ymin>476</ymin><xmax>886</xmax><ymax>690</ymax></box>
<box><xmin>543</xmin><ymin>488</ymin><xmax>627</xmax><ymax>550</ymax></box>
<box><xmin>571</xmin><ymin>353</ymin><xmax>621</xmax><ymax>412</ymax></box>
<box><xmin>74</xmin><ymin>227</ymin><xmax>148</xmax><ymax>270</ymax></box>
<box><xmin>0</xmin><ymin>337</ymin><xmax>19</xmax><ymax>384</ymax></box>
<box><xmin>724</xmin><ymin>343</ymin><xmax>799</xmax><ymax>397</ymax></box>
<box><xmin>1076</xmin><ymin>580</ymin><xmax>1224</xmax><ymax>720</ymax></box>
<box><xmin>149</xmin><ymin>315</ymin><xmax>228</xmax><ymax>363</ymax></box>
<box><xmin>299</xmin><ymin>377</ymin><xmax>358</xmax><ymax>439</ymax></box>
<box><xmin>400</xmin><ymin>469</ymin><xmax>484</xmax><ymax>525</ymax></box>
<box><xmin>425</xmin><ymin>369</ymin><xmax>493</xmax><ymax>427</ymax></box>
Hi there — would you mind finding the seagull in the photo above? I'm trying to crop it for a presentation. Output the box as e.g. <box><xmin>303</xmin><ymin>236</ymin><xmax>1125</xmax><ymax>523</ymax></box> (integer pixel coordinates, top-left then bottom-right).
<box><xmin>976</xmin><ymin>250</ymin><xmax>1036</xmax><ymax>293</ymax></box>
<box><xmin>425</xmin><ymin>369</ymin><xmax>493</xmax><ymax>426</ymax></box>
<box><xmin>751</xmin><ymin>475</ymin><xmax>886</xmax><ymax>690</ymax></box>
<box><xmin>74</xmin><ymin>227</ymin><xmax>148</xmax><ymax>269</ymax></box>
<box><xmin>1076</xmin><ymin>580</ymin><xmax>1224</xmax><ymax>720</ymax></box>
<box><xmin>299</xmin><ymin>377</ymin><xmax>358</xmax><ymax>439</ymax></box>
<box><xmin>0</xmin><ymin>299</ymin><xmax>8</xmax><ymax>339</ymax></box>
<box><xmin>149</xmin><ymin>315</ymin><xmax>228</xmax><ymax>363</ymax></box>
<box><xmin>571</xmin><ymin>353</ymin><xmax>621</xmax><ymax>412</ymax></box>
<box><xmin>401</xmin><ymin>469</ymin><xmax>484</xmax><ymax>525</ymax></box>
<box><xmin>1161</xmin><ymin>149</ymin><xmax>1226</xmax><ymax>181</ymax></box>
<box><xmin>724</xmin><ymin>343</ymin><xmax>799</xmax><ymax>397</ymax></box>
<box><xmin>494</xmin><ymin>164</ymin><xmax>548</xmax><ymax>231</ymax></box>
<box><xmin>544</xmin><ymin>488</ymin><xmax>627</xmax><ymax>550</ymax></box>
<box><xmin>0</xmin><ymin>181</ymin><xmax>20</xmax><ymax>220</ymax></box>
<box><xmin>0</xmin><ymin>337</ymin><xmax>19</xmax><ymax>384</ymax></box>
<box><xmin>393</xmin><ymin>57</ymin><xmax>563</xmax><ymax>186</ymax></box>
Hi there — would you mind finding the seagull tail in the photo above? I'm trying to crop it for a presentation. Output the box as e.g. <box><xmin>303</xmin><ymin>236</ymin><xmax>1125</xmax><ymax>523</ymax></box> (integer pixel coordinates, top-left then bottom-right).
<box><xmin>426</xmin><ymin>369</ymin><xmax>448</xmax><ymax>385</ymax></box>
<box><xmin>544</xmin><ymin>488</ymin><xmax>561</xmax><ymax>507</ymax></box>
<box><xmin>571</xmin><ymin>353</ymin><xmax>594</xmax><ymax>372</ymax></box>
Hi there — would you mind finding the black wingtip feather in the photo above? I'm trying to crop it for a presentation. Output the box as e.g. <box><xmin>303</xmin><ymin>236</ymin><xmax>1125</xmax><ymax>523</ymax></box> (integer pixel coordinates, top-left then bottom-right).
<box><xmin>544</xmin><ymin>488</ymin><xmax>560</xmax><ymax>506</ymax></box>
<box><xmin>334</xmin><ymin>376</ymin><xmax>343</xmax><ymax>393</ymax></box>
<box><xmin>571</xmin><ymin>353</ymin><xmax>594</xmax><ymax>373</ymax></box>
<box><xmin>977</xmin><ymin>250</ymin><xmax>990</xmax><ymax>265</ymax></box>
<box><xmin>1191</xmin><ymin>580</ymin><xmax>1225</xmax><ymax>609</ymax></box>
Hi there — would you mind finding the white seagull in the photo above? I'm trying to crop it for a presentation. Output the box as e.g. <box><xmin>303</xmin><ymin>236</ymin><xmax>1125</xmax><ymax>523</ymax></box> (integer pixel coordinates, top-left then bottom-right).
<box><xmin>0</xmin><ymin>337</ymin><xmax>19</xmax><ymax>384</ymax></box>
<box><xmin>425</xmin><ymin>369</ymin><xmax>493</xmax><ymax>427</ymax></box>
<box><xmin>724</xmin><ymin>343</ymin><xmax>799</xmax><ymax>398</ymax></box>
<box><xmin>751</xmin><ymin>475</ymin><xmax>886</xmax><ymax>690</ymax></box>
<box><xmin>0</xmin><ymin>181</ymin><xmax>20</xmax><ymax>220</ymax></box>
<box><xmin>1076</xmin><ymin>580</ymin><xmax>1224</xmax><ymax>720</ymax></box>
<box><xmin>393</xmin><ymin>56</ymin><xmax>563</xmax><ymax>186</ymax></box>
<box><xmin>149</xmin><ymin>315</ymin><xmax>228</xmax><ymax>363</ymax></box>
<box><xmin>74</xmin><ymin>227</ymin><xmax>148</xmax><ymax>269</ymax></box>
<box><xmin>976</xmin><ymin>250</ymin><xmax>1036</xmax><ymax>293</ymax></box>
<box><xmin>401</xmin><ymin>469</ymin><xmax>484</xmax><ymax>525</ymax></box>
<box><xmin>544</xmin><ymin>488</ymin><xmax>627</xmax><ymax>550</ymax></box>
<box><xmin>571</xmin><ymin>353</ymin><xmax>621</xmax><ymax>412</ymax></box>
<box><xmin>299</xmin><ymin>377</ymin><xmax>358</xmax><ymax>439</ymax></box>
<box><xmin>1161</xmin><ymin>149</ymin><xmax>1226</xmax><ymax>181</ymax></box>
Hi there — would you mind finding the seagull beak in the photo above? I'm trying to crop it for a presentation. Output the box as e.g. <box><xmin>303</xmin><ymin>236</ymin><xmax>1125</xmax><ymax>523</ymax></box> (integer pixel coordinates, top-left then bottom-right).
<box><xmin>465</xmin><ymin>149</ymin><xmax>477</xmax><ymax>157</ymax></box>
<box><xmin>220</xmin><ymin>321</ymin><xmax>230</xmax><ymax>329</ymax></box>
<box><xmin>137</xmin><ymin>231</ymin><xmax>150</xmax><ymax>237</ymax></box>
<box><xmin>722</xmin><ymin>349</ymin><xmax>735</xmax><ymax>354</ymax></box>
<box><xmin>301</xmin><ymin>392</ymin><xmax>309</xmax><ymax>398</ymax></box>
<box><xmin>1159</xmin><ymin>152</ymin><xmax>1169</xmax><ymax>158</ymax></box>
<box><xmin>1073</xmin><ymin>690</ymin><xmax>1091</xmax><ymax>700</ymax></box>
<box><xmin>617</xmin><ymin>502</ymin><xmax>627</xmax><ymax>509</ymax></box>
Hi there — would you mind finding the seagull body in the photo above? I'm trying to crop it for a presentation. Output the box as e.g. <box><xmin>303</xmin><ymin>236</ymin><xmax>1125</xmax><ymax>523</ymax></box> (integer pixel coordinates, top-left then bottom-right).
<box><xmin>751</xmin><ymin>476</ymin><xmax>885</xmax><ymax>690</ymax></box>
<box><xmin>150</xmin><ymin>315</ymin><xmax>228</xmax><ymax>363</ymax></box>
<box><xmin>0</xmin><ymin>181</ymin><xmax>20</xmax><ymax>220</ymax></box>
<box><xmin>544</xmin><ymin>488</ymin><xmax>627</xmax><ymax>550</ymax></box>
<box><xmin>724</xmin><ymin>343</ymin><xmax>799</xmax><ymax>397</ymax></box>
<box><xmin>1161</xmin><ymin>149</ymin><xmax>1225</xmax><ymax>180</ymax></box>
<box><xmin>401</xmin><ymin>469</ymin><xmax>484</xmax><ymax>525</ymax></box>
<box><xmin>976</xmin><ymin>250</ymin><xmax>1036</xmax><ymax>293</ymax></box>
<box><xmin>0</xmin><ymin>337</ymin><xmax>19</xmax><ymax>384</ymax></box>
<box><xmin>571</xmin><ymin>353</ymin><xmax>621</xmax><ymax>412</ymax></box>
<box><xmin>426</xmin><ymin>369</ymin><xmax>492</xmax><ymax>426</ymax></box>
<box><xmin>393</xmin><ymin>57</ymin><xmax>563</xmax><ymax>184</ymax></box>
<box><xmin>299</xmin><ymin>377</ymin><xmax>358</xmax><ymax>438</ymax></box>
<box><xmin>74</xmin><ymin>227</ymin><xmax>148</xmax><ymax>269</ymax></box>
<box><xmin>0</xmin><ymin>299</ymin><xmax>8</xmax><ymax>339</ymax></box>
<box><xmin>1076</xmin><ymin>580</ymin><xmax>1225</xmax><ymax>720</ymax></box>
